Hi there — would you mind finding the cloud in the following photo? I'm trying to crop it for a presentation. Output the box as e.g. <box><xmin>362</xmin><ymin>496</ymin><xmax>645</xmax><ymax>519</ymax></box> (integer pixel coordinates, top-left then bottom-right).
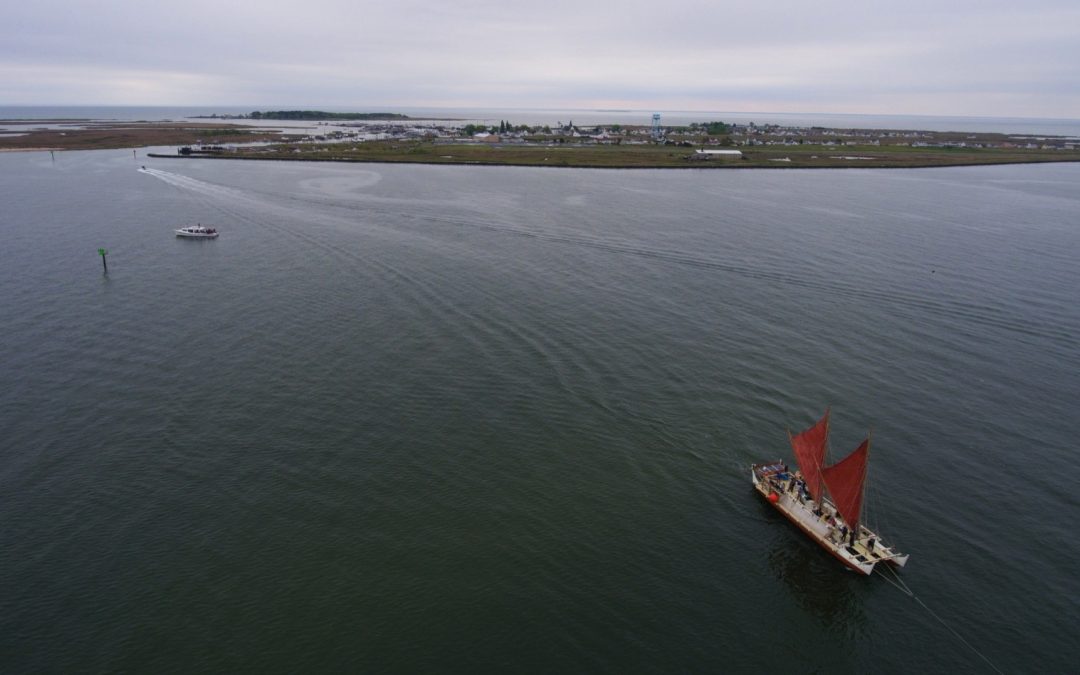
<box><xmin>2</xmin><ymin>0</ymin><xmax>1078</xmax><ymax>117</ymax></box>
<box><xmin>0</xmin><ymin>64</ymin><xmax>238</xmax><ymax>105</ymax></box>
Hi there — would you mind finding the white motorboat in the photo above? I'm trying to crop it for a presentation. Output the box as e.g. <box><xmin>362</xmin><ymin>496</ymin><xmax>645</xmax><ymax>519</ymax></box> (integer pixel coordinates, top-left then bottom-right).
<box><xmin>176</xmin><ymin>225</ymin><xmax>219</xmax><ymax>239</ymax></box>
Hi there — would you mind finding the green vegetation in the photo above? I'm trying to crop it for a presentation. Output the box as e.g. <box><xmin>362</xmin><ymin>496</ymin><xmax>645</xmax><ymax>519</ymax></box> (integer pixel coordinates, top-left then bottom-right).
<box><xmin>239</xmin><ymin>141</ymin><xmax>697</xmax><ymax>167</ymax></box>
<box><xmin>459</xmin><ymin>120</ymin><xmax>528</xmax><ymax>136</ymax></box>
<box><xmin>705</xmin><ymin>121</ymin><xmax>730</xmax><ymax>135</ymax></box>
<box><xmin>248</xmin><ymin>110</ymin><xmax>410</xmax><ymax>120</ymax></box>
<box><xmin>0</xmin><ymin>122</ymin><xmax>282</xmax><ymax>151</ymax></box>
<box><xmin>188</xmin><ymin>139</ymin><xmax>1080</xmax><ymax>170</ymax></box>
<box><xmin>195</xmin><ymin>128</ymin><xmax>260</xmax><ymax>137</ymax></box>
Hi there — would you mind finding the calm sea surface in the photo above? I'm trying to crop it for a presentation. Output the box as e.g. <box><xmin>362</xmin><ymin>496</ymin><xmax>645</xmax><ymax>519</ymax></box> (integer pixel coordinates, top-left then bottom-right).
<box><xmin>1</xmin><ymin>149</ymin><xmax>1078</xmax><ymax>672</ymax></box>
<box><xmin>3</xmin><ymin>105</ymin><xmax>1080</xmax><ymax>136</ymax></box>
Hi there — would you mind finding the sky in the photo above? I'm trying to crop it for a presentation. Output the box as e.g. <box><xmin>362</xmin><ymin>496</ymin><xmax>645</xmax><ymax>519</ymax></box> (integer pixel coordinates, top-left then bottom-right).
<box><xmin>3</xmin><ymin>0</ymin><xmax>1079</xmax><ymax>118</ymax></box>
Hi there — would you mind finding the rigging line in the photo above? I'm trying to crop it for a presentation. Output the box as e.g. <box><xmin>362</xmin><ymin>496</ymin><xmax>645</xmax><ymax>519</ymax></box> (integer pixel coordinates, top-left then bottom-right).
<box><xmin>875</xmin><ymin>566</ymin><xmax>1004</xmax><ymax>675</ymax></box>
<box><xmin>876</xmin><ymin>563</ymin><xmax>913</xmax><ymax>597</ymax></box>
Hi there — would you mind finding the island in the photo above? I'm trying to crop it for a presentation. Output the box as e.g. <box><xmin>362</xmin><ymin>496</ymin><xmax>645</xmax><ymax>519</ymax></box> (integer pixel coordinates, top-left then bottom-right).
<box><xmin>2</xmin><ymin>114</ymin><xmax>1077</xmax><ymax>169</ymax></box>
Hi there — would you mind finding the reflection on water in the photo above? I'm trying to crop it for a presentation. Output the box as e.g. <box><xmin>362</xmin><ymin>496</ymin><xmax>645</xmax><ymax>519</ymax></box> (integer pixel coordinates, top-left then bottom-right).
<box><xmin>766</xmin><ymin>538</ymin><xmax>869</xmax><ymax>638</ymax></box>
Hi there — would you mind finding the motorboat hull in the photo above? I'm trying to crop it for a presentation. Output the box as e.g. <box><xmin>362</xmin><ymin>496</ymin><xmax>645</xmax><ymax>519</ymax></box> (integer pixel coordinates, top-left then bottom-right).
<box><xmin>175</xmin><ymin>229</ymin><xmax>218</xmax><ymax>239</ymax></box>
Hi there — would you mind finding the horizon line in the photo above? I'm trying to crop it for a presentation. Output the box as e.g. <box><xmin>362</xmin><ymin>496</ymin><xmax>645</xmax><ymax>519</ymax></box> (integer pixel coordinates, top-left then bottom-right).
<box><xmin>2</xmin><ymin>103</ymin><xmax>1079</xmax><ymax>124</ymax></box>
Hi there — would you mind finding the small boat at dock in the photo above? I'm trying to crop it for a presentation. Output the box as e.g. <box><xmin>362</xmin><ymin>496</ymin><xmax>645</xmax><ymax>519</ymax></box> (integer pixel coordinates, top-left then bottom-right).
<box><xmin>175</xmin><ymin>224</ymin><xmax>219</xmax><ymax>239</ymax></box>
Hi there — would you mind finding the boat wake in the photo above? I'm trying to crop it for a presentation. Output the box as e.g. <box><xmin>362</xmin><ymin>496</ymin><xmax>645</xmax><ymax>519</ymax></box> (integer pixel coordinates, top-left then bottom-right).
<box><xmin>418</xmin><ymin>210</ymin><xmax>1079</xmax><ymax>353</ymax></box>
<box><xmin>140</xmin><ymin>167</ymin><xmax>250</xmax><ymax>202</ymax></box>
<box><xmin>137</xmin><ymin>167</ymin><xmax>1078</xmax><ymax>354</ymax></box>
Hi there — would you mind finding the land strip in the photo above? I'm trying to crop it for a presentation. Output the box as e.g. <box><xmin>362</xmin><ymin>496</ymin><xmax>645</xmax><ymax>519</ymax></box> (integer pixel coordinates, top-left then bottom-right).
<box><xmin>0</xmin><ymin>122</ymin><xmax>289</xmax><ymax>151</ymax></box>
<box><xmin>3</xmin><ymin>119</ymin><xmax>1077</xmax><ymax>169</ymax></box>
<box><xmin>147</xmin><ymin>139</ymin><xmax>1080</xmax><ymax>169</ymax></box>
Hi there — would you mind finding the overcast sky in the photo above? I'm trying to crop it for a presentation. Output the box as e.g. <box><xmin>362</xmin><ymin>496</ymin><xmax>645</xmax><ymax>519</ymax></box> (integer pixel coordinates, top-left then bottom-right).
<box><xmin>4</xmin><ymin>0</ymin><xmax>1078</xmax><ymax>118</ymax></box>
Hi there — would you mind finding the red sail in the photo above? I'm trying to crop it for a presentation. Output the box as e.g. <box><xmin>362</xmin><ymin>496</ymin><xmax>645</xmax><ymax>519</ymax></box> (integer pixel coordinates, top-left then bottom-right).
<box><xmin>821</xmin><ymin>438</ymin><xmax>869</xmax><ymax>531</ymax></box>
<box><xmin>789</xmin><ymin>409</ymin><xmax>829</xmax><ymax>502</ymax></box>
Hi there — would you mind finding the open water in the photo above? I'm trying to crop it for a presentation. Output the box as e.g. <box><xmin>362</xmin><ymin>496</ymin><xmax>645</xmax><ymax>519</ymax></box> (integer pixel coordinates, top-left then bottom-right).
<box><xmin>1</xmin><ymin>148</ymin><xmax>1078</xmax><ymax>672</ymax></box>
<box><xmin>3</xmin><ymin>105</ymin><xmax>1080</xmax><ymax>136</ymax></box>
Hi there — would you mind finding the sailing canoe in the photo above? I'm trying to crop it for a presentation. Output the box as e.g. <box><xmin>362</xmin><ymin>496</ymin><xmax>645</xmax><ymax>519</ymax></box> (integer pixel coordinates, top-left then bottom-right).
<box><xmin>752</xmin><ymin>410</ymin><xmax>909</xmax><ymax>574</ymax></box>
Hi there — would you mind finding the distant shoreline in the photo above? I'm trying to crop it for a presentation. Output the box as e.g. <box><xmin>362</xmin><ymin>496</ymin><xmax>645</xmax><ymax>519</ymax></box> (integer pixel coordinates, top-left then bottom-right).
<box><xmin>143</xmin><ymin>151</ymin><xmax>1080</xmax><ymax>170</ymax></box>
<box><xmin>193</xmin><ymin>110</ymin><xmax>412</xmax><ymax>121</ymax></box>
<box><xmin>3</xmin><ymin>118</ymin><xmax>1078</xmax><ymax>169</ymax></box>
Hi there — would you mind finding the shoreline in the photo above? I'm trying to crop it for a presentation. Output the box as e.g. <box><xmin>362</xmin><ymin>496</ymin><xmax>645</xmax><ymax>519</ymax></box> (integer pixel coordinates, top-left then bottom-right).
<box><xmin>4</xmin><ymin>118</ymin><xmax>1078</xmax><ymax>169</ymax></box>
<box><xmin>144</xmin><ymin>151</ymin><xmax>1080</xmax><ymax>170</ymax></box>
